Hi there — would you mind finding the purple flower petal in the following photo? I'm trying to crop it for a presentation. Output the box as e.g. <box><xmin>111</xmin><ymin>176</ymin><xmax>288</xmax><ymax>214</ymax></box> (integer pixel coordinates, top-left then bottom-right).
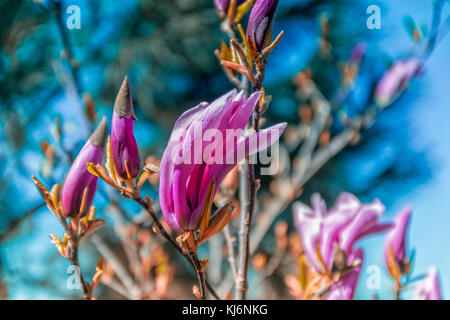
<box><xmin>384</xmin><ymin>206</ymin><xmax>412</xmax><ymax>271</ymax></box>
<box><xmin>246</xmin><ymin>0</ymin><xmax>280</xmax><ymax>51</ymax></box>
<box><xmin>61</xmin><ymin>118</ymin><xmax>107</xmax><ymax>217</ymax></box>
<box><xmin>375</xmin><ymin>58</ymin><xmax>422</xmax><ymax>106</ymax></box>
<box><xmin>159</xmin><ymin>89</ymin><xmax>286</xmax><ymax>233</ymax></box>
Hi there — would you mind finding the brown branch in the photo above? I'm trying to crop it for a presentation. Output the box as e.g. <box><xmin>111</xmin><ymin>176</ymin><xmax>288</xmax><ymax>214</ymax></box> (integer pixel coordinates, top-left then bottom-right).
<box><xmin>189</xmin><ymin>251</ymin><xmax>207</xmax><ymax>300</ymax></box>
<box><xmin>132</xmin><ymin>195</ymin><xmax>221</xmax><ymax>300</ymax></box>
<box><xmin>223</xmin><ymin>225</ymin><xmax>238</xmax><ymax>285</ymax></box>
<box><xmin>236</xmin><ymin>53</ymin><xmax>267</xmax><ymax>299</ymax></box>
<box><xmin>65</xmin><ymin>225</ymin><xmax>91</xmax><ymax>300</ymax></box>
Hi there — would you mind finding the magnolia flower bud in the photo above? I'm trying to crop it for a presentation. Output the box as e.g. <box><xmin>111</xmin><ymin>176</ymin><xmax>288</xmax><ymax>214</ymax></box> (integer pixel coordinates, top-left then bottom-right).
<box><xmin>214</xmin><ymin>0</ymin><xmax>229</xmax><ymax>15</ymax></box>
<box><xmin>375</xmin><ymin>58</ymin><xmax>422</xmax><ymax>107</ymax></box>
<box><xmin>61</xmin><ymin>118</ymin><xmax>107</xmax><ymax>218</ymax></box>
<box><xmin>384</xmin><ymin>207</ymin><xmax>412</xmax><ymax>273</ymax></box>
<box><xmin>111</xmin><ymin>77</ymin><xmax>140</xmax><ymax>180</ymax></box>
<box><xmin>214</xmin><ymin>0</ymin><xmax>245</xmax><ymax>18</ymax></box>
<box><xmin>246</xmin><ymin>0</ymin><xmax>279</xmax><ymax>51</ymax></box>
<box><xmin>293</xmin><ymin>192</ymin><xmax>391</xmax><ymax>273</ymax></box>
<box><xmin>414</xmin><ymin>267</ymin><xmax>442</xmax><ymax>300</ymax></box>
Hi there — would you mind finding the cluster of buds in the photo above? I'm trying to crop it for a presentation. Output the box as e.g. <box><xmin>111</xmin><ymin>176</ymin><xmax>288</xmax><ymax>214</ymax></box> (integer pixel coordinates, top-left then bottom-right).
<box><xmin>215</xmin><ymin>0</ymin><xmax>283</xmax><ymax>89</ymax></box>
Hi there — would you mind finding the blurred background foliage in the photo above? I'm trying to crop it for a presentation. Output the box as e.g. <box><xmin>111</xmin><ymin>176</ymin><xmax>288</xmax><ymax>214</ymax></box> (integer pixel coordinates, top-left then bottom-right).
<box><xmin>0</xmin><ymin>0</ymin><xmax>448</xmax><ymax>299</ymax></box>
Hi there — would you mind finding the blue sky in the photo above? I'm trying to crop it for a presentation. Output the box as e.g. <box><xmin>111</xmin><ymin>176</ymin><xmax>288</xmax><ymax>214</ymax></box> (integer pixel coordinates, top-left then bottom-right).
<box><xmin>357</xmin><ymin>0</ymin><xmax>450</xmax><ymax>299</ymax></box>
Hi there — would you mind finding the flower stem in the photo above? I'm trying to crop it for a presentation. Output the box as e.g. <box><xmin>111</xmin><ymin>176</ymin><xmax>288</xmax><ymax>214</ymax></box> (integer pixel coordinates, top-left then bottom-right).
<box><xmin>66</xmin><ymin>226</ymin><xmax>91</xmax><ymax>300</ymax></box>
<box><xmin>132</xmin><ymin>195</ymin><xmax>219</xmax><ymax>300</ymax></box>
<box><xmin>190</xmin><ymin>252</ymin><xmax>207</xmax><ymax>300</ymax></box>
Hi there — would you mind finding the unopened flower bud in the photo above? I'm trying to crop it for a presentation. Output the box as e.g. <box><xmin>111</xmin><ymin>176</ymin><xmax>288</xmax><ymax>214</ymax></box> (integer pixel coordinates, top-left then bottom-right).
<box><xmin>61</xmin><ymin>118</ymin><xmax>107</xmax><ymax>217</ymax></box>
<box><xmin>111</xmin><ymin>77</ymin><xmax>140</xmax><ymax>180</ymax></box>
<box><xmin>246</xmin><ymin>0</ymin><xmax>279</xmax><ymax>52</ymax></box>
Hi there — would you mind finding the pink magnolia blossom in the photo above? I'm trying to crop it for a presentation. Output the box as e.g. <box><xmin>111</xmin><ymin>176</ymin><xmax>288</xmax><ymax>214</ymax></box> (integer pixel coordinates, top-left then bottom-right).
<box><xmin>293</xmin><ymin>193</ymin><xmax>391</xmax><ymax>300</ymax></box>
<box><xmin>293</xmin><ymin>192</ymin><xmax>391</xmax><ymax>272</ymax></box>
<box><xmin>159</xmin><ymin>89</ymin><xmax>286</xmax><ymax>233</ymax></box>
<box><xmin>414</xmin><ymin>267</ymin><xmax>442</xmax><ymax>300</ymax></box>
<box><xmin>375</xmin><ymin>58</ymin><xmax>422</xmax><ymax>107</ymax></box>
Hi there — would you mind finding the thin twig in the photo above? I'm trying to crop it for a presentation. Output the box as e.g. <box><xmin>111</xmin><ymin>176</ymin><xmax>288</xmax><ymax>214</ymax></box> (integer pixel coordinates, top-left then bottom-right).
<box><xmin>189</xmin><ymin>252</ymin><xmax>207</xmax><ymax>300</ymax></box>
<box><xmin>249</xmin><ymin>249</ymin><xmax>287</xmax><ymax>296</ymax></box>
<box><xmin>236</xmin><ymin>53</ymin><xmax>267</xmax><ymax>300</ymax></box>
<box><xmin>223</xmin><ymin>225</ymin><xmax>238</xmax><ymax>285</ymax></box>
<box><xmin>236</xmin><ymin>75</ymin><xmax>252</xmax><ymax>299</ymax></box>
<box><xmin>132</xmin><ymin>195</ymin><xmax>221</xmax><ymax>300</ymax></box>
<box><xmin>65</xmin><ymin>226</ymin><xmax>91</xmax><ymax>300</ymax></box>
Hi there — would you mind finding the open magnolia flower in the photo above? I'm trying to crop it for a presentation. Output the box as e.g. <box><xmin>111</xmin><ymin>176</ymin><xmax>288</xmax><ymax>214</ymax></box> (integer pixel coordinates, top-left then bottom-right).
<box><xmin>293</xmin><ymin>192</ymin><xmax>391</xmax><ymax>299</ymax></box>
<box><xmin>294</xmin><ymin>192</ymin><xmax>391</xmax><ymax>273</ymax></box>
<box><xmin>159</xmin><ymin>89</ymin><xmax>286</xmax><ymax>236</ymax></box>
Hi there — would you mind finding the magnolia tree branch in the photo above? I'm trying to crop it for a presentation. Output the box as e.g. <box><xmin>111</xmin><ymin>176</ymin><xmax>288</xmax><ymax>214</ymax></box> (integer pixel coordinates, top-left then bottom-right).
<box><xmin>208</xmin><ymin>233</ymin><xmax>224</xmax><ymax>285</ymax></box>
<box><xmin>67</xmin><ymin>240</ymin><xmax>91</xmax><ymax>300</ymax></box>
<box><xmin>131</xmin><ymin>195</ymin><xmax>220</xmax><ymax>300</ymax></box>
<box><xmin>223</xmin><ymin>225</ymin><xmax>238</xmax><ymax>286</ymax></box>
<box><xmin>57</xmin><ymin>217</ymin><xmax>92</xmax><ymax>300</ymax></box>
<box><xmin>189</xmin><ymin>251</ymin><xmax>208</xmax><ymax>300</ymax></box>
<box><xmin>236</xmin><ymin>73</ymin><xmax>253</xmax><ymax>299</ymax></box>
<box><xmin>52</xmin><ymin>1</ymin><xmax>82</xmax><ymax>98</ymax></box>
